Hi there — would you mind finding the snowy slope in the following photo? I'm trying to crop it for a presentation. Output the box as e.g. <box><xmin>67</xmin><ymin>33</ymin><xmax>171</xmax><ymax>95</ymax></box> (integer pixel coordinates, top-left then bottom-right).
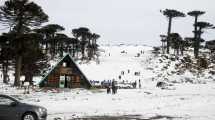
<box><xmin>78</xmin><ymin>45</ymin><xmax>155</xmax><ymax>83</ymax></box>
<box><xmin>0</xmin><ymin>45</ymin><xmax>215</xmax><ymax>120</ymax></box>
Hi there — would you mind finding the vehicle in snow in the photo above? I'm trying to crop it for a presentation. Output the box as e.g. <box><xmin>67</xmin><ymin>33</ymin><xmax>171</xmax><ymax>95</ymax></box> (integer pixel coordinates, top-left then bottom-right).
<box><xmin>0</xmin><ymin>94</ymin><xmax>47</xmax><ymax>120</ymax></box>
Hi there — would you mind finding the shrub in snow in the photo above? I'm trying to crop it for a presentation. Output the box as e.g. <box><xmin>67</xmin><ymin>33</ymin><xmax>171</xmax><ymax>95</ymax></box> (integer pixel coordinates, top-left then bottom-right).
<box><xmin>197</xmin><ymin>57</ymin><xmax>209</xmax><ymax>69</ymax></box>
<box><xmin>152</xmin><ymin>47</ymin><xmax>161</xmax><ymax>53</ymax></box>
<box><xmin>159</xmin><ymin>59</ymin><xmax>163</xmax><ymax>63</ymax></box>
<box><xmin>156</xmin><ymin>81</ymin><xmax>167</xmax><ymax>88</ymax></box>
<box><xmin>170</xmin><ymin>56</ymin><xmax>177</xmax><ymax>61</ymax></box>
<box><xmin>209</xmin><ymin>70</ymin><xmax>215</xmax><ymax>75</ymax></box>
<box><xmin>184</xmin><ymin>77</ymin><xmax>194</xmax><ymax>83</ymax></box>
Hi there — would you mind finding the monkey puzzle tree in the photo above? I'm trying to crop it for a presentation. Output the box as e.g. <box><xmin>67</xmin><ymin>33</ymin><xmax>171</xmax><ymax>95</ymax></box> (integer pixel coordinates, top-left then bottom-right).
<box><xmin>91</xmin><ymin>33</ymin><xmax>100</xmax><ymax>56</ymax></box>
<box><xmin>69</xmin><ymin>38</ymin><xmax>79</xmax><ymax>58</ymax></box>
<box><xmin>54</xmin><ymin>33</ymin><xmax>69</xmax><ymax>57</ymax></box>
<box><xmin>194</xmin><ymin>21</ymin><xmax>213</xmax><ymax>58</ymax></box>
<box><xmin>72</xmin><ymin>28</ymin><xmax>82</xmax><ymax>57</ymax></box>
<box><xmin>0</xmin><ymin>0</ymin><xmax>48</xmax><ymax>86</ymax></box>
<box><xmin>160</xmin><ymin>34</ymin><xmax>167</xmax><ymax>54</ymax></box>
<box><xmin>161</xmin><ymin>9</ymin><xmax>186</xmax><ymax>54</ymax></box>
<box><xmin>169</xmin><ymin>33</ymin><xmax>183</xmax><ymax>55</ymax></box>
<box><xmin>20</xmin><ymin>33</ymin><xmax>49</xmax><ymax>84</ymax></box>
<box><xmin>187</xmin><ymin>11</ymin><xmax>205</xmax><ymax>58</ymax></box>
<box><xmin>72</xmin><ymin>27</ymin><xmax>100</xmax><ymax>60</ymax></box>
<box><xmin>38</xmin><ymin>24</ymin><xmax>65</xmax><ymax>57</ymax></box>
<box><xmin>72</xmin><ymin>27</ymin><xmax>91</xmax><ymax>59</ymax></box>
<box><xmin>188</xmin><ymin>11</ymin><xmax>205</xmax><ymax>34</ymax></box>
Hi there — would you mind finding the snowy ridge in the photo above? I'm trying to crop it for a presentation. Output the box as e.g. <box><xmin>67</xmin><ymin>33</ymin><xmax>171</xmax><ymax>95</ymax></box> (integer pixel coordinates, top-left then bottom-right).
<box><xmin>148</xmin><ymin>53</ymin><xmax>215</xmax><ymax>84</ymax></box>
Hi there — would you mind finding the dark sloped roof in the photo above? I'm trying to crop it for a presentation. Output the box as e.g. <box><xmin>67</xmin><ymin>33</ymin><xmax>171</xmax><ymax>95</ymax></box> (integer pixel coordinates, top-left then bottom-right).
<box><xmin>38</xmin><ymin>54</ymin><xmax>92</xmax><ymax>88</ymax></box>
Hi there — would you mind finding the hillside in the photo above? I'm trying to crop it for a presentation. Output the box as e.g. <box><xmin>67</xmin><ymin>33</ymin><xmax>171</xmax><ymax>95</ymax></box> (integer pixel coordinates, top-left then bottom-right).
<box><xmin>0</xmin><ymin>45</ymin><xmax>215</xmax><ymax>120</ymax></box>
<box><xmin>78</xmin><ymin>45</ymin><xmax>155</xmax><ymax>85</ymax></box>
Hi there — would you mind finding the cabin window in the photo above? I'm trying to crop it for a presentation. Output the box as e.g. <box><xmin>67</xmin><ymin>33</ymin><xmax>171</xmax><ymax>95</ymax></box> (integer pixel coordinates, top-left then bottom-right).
<box><xmin>62</xmin><ymin>62</ymin><xmax>67</xmax><ymax>67</ymax></box>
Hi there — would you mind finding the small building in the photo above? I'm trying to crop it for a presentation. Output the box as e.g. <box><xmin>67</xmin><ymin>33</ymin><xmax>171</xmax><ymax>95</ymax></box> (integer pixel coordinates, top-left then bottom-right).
<box><xmin>39</xmin><ymin>54</ymin><xmax>91</xmax><ymax>89</ymax></box>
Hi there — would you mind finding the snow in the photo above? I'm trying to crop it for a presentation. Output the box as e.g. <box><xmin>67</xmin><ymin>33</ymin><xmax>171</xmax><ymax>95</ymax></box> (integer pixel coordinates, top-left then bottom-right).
<box><xmin>1</xmin><ymin>45</ymin><xmax>215</xmax><ymax>120</ymax></box>
<box><xmin>78</xmin><ymin>45</ymin><xmax>153</xmax><ymax>82</ymax></box>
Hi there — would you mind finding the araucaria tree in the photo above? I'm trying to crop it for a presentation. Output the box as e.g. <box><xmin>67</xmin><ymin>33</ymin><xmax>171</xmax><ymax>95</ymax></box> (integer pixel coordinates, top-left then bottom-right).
<box><xmin>169</xmin><ymin>33</ymin><xmax>185</xmax><ymax>55</ymax></box>
<box><xmin>20</xmin><ymin>33</ymin><xmax>49</xmax><ymax>84</ymax></box>
<box><xmin>0</xmin><ymin>0</ymin><xmax>48</xmax><ymax>86</ymax></box>
<box><xmin>37</xmin><ymin>24</ymin><xmax>65</xmax><ymax>58</ymax></box>
<box><xmin>72</xmin><ymin>27</ymin><xmax>100</xmax><ymax>60</ymax></box>
<box><xmin>90</xmin><ymin>33</ymin><xmax>100</xmax><ymax>59</ymax></box>
<box><xmin>187</xmin><ymin>11</ymin><xmax>205</xmax><ymax>58</ymax></box>
<box><xmin>194</xmin><ymin>21</ymin><xmax>213</xmax><ymax>57</ymax></box>
<box><xmin>161</xmin><ymin>9</ymin><xmax>186</xmax><ymax>54</ymax></box>
<box><xmin>160</xmin><ymin>35</ymin><xmax>167</xmax><ymax>54</ymax></box>
<box><xmin>76</xmin><ymin>27</ymin><xmax>91</xmax><ymax>59</ymax></box>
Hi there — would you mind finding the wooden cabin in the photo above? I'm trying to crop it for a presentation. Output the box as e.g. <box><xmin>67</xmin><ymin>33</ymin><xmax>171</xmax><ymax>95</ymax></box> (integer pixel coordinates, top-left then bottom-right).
<box><xmin>39</xmin><ymin>54</ymin><xmax>91</xmax><ymax>89</ymax></box>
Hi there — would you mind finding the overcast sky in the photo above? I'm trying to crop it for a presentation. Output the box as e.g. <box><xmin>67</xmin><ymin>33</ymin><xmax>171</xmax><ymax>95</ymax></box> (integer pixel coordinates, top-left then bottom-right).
<box><xmin>1</xmin><ymin>0</ymin><xmax>215</xmax><ymax>46</ymax></box>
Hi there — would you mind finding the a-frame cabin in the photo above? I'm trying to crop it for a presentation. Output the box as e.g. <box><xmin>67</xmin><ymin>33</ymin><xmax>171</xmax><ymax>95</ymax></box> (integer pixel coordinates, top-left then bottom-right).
<box><xmin>39</xmin><ymin>54</ymin><xmax>91</xmax><ymax>89</ymax></box>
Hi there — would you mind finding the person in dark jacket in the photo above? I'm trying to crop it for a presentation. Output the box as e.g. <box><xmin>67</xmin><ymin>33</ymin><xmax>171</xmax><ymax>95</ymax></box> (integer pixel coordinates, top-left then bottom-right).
<box><xmin>107</xmin><ymin>86</ymin><xmax>111</xmax><ymax>94</ymax></box>
<box><xmin>139</xmin><ymin>79</ymin><xmax>141</xmax><ymax>88</ymax></box>
<box><xmin>112</xmin><ymin>80</ymin><xmax>116</xmax><ymax>94</ymax></box>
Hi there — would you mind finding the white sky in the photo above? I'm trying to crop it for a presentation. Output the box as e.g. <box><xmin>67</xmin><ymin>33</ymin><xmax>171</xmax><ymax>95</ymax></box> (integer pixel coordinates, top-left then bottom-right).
<box><xmin>1</xmin><ymin>0</ymin><xmax>215</xmax><ymax>46</ymax></box>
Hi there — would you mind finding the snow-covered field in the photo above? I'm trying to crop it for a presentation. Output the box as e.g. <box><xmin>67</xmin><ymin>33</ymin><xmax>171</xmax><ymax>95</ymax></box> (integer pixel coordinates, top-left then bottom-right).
<box><xmin>1</xmin><ymin>45</ymin><xmax>215</xmax><ymax>120</ymax></box>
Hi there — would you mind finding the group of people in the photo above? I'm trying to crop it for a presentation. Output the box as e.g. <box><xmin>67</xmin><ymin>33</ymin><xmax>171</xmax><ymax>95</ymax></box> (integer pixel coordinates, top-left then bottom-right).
<box><xmin>120</xmin><ymin>69</ymin><xmax>142</xmax><ymax>89</ymax></box>
<box><xmin>90</xmin><ymin>68</ymin><xmax>143</xmax><ymax>94</ymax></box>
<box><xmin>132</xmin><ymin>79</ymin><xmax>142</xmax><ymax>89</ymax></box>
<box><xmin>106</xmin><ymin>80</ymin><xmax>118</xmax><ymax>94</ymax></box>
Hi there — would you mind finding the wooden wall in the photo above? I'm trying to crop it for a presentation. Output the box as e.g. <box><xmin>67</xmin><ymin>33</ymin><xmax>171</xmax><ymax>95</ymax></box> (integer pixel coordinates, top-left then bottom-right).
<box><xmin>47</xmin><ymin>65</ymin><xmax>82</xmax><ymax>88</ymax></box>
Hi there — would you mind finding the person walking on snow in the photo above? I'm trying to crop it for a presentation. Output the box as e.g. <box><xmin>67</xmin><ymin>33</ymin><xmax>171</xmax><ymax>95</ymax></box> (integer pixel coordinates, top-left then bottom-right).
<box><xmin>107</xmin><ymin>86</ymin><xmax>111</xmax><ymax>94</ymax></box>
<box><xmin>139</xmin><ymin>79</ymin><xmax>141</xmax><ymax>88</ymax></box>
<box><xmin>112</xmin><ymin>80</ymin><xmax>116</xmax><ymax>94</ymax></box>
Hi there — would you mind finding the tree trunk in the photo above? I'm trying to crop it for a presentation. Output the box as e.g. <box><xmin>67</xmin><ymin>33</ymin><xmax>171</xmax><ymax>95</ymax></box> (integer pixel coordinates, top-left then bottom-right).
<box><xmin>180</xmin><ymin>49</ymin><xmax>184</xmax><ymax>56</ymax></box>
<box><xmin>176</xmin><ymin>48</ymin><xmax>179</xmax><ymax>55</ymax></box>
<box><xmin>81</xmin><ymin>40</ymin><xmax>86</xmax><ymax>59</ymax></box>
<box><xmin>180</xmin><ymin>45</ymin><xmax>184</xmax><ymax>56</ymax></box>
<box><xmin>194</xmin><ymin>40</ymin><xmax>199</xmax><ymax>58</ymax></box>
<box><xmin>2</xmin><ymin>63</ymin><xmax>8</xmax><ymax>84</ymax></box>
<box><xmin>45</xmin><ymin>41</ymin><xmax>48</xmax><ymax>54</ymax></box>
<box><xmin>14</xmin><ymin>16</ymin><xmax>24</xmax><ymax>86</ymax></box>
<box><xmin>194</xmin><ymin>16</ymin><xmax>199</xmax><ymax>58</ymax></box>
<box><xmin>92</xmin><ymin>39</ymin><xmax>96</xmax><ymax>56</ymax></box>
<box><xmin>14</xmin><ymin>55</ymin><xmax>22</xmax><ymax>86</ymax></box>
<box><xmin>81</xmin><ymin>45</ymin><xmax>85</xmax><ymax>59</ymax></box>
<box><xmin>76</xmin><ymin>44</ymin><xmax>79</xmax><ymax>58</ymax></box>
<box><xmin>194</xmin><ymin>16</ymin><xmax>198</xmax><ymax>36</ymax></box>
<box><xmin>162</xmin><ymin>42</ymin><xmax>165</xmax><ymax>54</ymax></box>
<box><xmin>25</xmin><ymin>73</ymin><xmax>33</xmax><ymax>85</ymax></box>
<box><xmin>195</xmin><ymin>27</ymin><xmax>202</xmax><ymax>58</ymax></box>
<box><xmin>72</xmin><ymin>43</ymin><xmax>75</xmax><ymax>57</ymax></box>
<box><xmin>167</xmin><ymin>17</ymin><xmax>172</xmax><ymax>54</ymax></box>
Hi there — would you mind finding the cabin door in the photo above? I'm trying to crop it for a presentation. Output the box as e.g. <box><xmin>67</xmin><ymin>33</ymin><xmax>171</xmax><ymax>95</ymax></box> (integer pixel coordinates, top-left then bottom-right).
<box><xmin>59</xmin><ymin>75</ymin><xmax>71</xmax><ymax>88</ymax></box>
<box><xmin>59</xmin><ymin>75</ymin><xmax>65</xmax><ymax>88</ymax></box>
<box><xmin>65</xmin><ymin>75</ymin><xmax>71</xmax><ymax>88</ymax></box>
